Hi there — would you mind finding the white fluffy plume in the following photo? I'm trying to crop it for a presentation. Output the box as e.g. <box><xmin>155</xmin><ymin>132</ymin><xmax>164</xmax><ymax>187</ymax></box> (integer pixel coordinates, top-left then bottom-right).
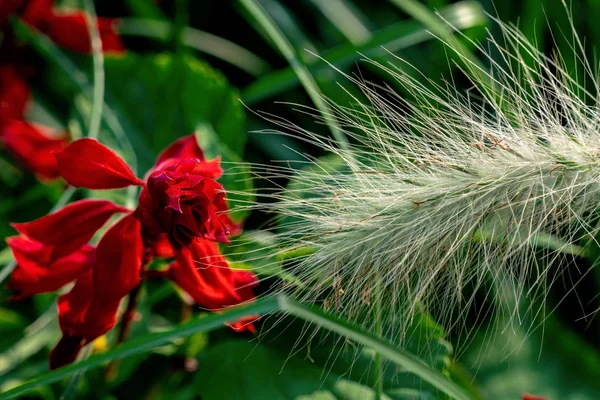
<box><xmin>233</xmin><ymin>12</ymin><xmax>600</xmax><ymax>348</ymax></box>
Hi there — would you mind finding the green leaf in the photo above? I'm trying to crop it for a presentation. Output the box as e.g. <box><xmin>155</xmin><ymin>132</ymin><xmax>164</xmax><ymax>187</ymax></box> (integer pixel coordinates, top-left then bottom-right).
<box><xmin>222</xmin><ymin>230</ymin><xmax>280</xmax><ymax>277</ymax></box>
<box><xmin>461</xmin><ymin>314</ymin><xmax>600</xmax><ymax>399</ymax></box>
<box><xmin>0</xmin><ymin>296</ymin><xmax>471</xmax><ymax>400</ymax></box>
<box><xmin>222</xmin><ymin>231</ymin><xmax>304</xmax><ymax>286</ymax></box>
<box><xmin>241</xmin><ymin>1</ymin><xmax>487</xmax><ymax>105</ymax></box>
<box><xmin>277</xmin><ymin>297</ymin><xmax>474</xmax><ymax>400</ymax></box>
<box><xmin>0</xmin><ymin>298</ymin><xmax>280</xmax><ymax>400</ymax></box>
<box><xmin>239</xmin><ymin>0</ymin><xmax>349</xmax><ymax>151</ymax></box>
<box><xmin>101</xmin><ymin>53</ymin><xmax>247</xmax><ymax>172</ymax></box>
<box><xmin>118</xmin><ymin>18</ymin><xmax>271</xmax><ymax>77</ymax></box>
<box><xmin>0</xmin><ymin>308</ymin><xmax>26</xmax><ymax>332</ymax></box>
<box><xmin>195</xmin><ymin>340</ymin><xmax>398</xmax><ymax>400</ymax></box>
<box><xmin>194</xmin><ymin>309</ymin><xmax>456</xmax><ymax>400</ymax></box>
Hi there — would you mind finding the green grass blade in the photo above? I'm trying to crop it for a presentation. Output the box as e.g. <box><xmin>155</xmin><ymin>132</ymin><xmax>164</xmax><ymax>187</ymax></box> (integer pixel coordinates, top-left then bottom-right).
<box><xmin>124</xmin><ymin>0</ymin><xmax>164</xmax><ymax>19</ymax></box>
<box><xmin>12</xmin><ymin>18</ymin><xmax>142</xmax><ymax>182</ymax></box>
<box><xmin>278</xmin><ymin>296</ymin><xmax>475</xmax><ymax>400</ymax></box>
<box><xmin>389</xmin><ymin>0</ymin><xmax>483</xmax><ymax>67</ymax></box>
<box><xmin>250</xmin><ymin>0</ymin><xmax>319</xmax><ymax>59</ymax></box>
<box><xmin>241</xmin><ymin>0</ymin><xmax>486</xmax><ymax>104</ymax></box>
<box><xmin>11</xmin><ymin>19</ymin><xmax>89</xmax><ymax>93</ymax></box>
<box><xmin>0</xmin><ymin>298</ymin><xmax>279</xmax><ymax>400</ymax></box>
<box><xmin>238</xmin><ymin>0</ymin><xmax>350</xmax><ymax>151</ymax></box>
<box><xmin>1</xmin><ymin>294</ymin><xmax>470</xmax><ymax>400</ymax></box>
<box><xmin>82</xmin><ymin>0</ymin><xmax>105</xmax><ymax>140</ymax></box>
<box><xmin>117</xmin><ymin>19</ymin><xmax>271</xmax><ymax>77</ymax></box>
<box><xmin>389</xmin><ymin>0</ymin><xmax>495</xmax><ymax>95</ymax></box>
<box><xmin>308</xmin><ymin>0</ymin><xmax>373</xmax><ymax>45</ymax></box>
<box><xmin>0</xmin><ymin>260</ymin><xmax>15</xmax><ymax>286</ymax></box>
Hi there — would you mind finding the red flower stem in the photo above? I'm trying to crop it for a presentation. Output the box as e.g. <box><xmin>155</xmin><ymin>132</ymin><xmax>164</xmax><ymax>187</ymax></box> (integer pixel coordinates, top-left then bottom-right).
<box><xmin>105</xmin><ymin>284</ymin><xmax>141</xmax><ymax>380</ymax></box>
<box><xmin>116</xmin><ymin>284</ymin><xmax>141</xmax><ymax>343</ymax></box>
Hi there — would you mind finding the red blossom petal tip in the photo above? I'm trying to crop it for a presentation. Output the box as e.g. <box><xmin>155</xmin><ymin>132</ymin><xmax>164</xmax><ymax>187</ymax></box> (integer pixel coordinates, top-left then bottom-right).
<box><xmin>55</xmin><ymin>138</ymin><xmax>145</xmax><ymax>189</ymax></box>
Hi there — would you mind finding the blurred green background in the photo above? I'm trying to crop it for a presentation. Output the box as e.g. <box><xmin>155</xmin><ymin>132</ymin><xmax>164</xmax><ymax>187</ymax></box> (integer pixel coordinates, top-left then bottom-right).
<box><xmin>2</xmin><ymin>0</ymin><xmax>600</xmax><ymax>399</ymax></box>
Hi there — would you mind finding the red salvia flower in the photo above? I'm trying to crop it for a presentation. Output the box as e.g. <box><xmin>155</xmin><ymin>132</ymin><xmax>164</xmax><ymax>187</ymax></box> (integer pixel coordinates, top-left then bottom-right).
<box><xmin>55</xmin><ymin>138</ymin><xmax>145</xmax><ymax>189</ymax></box>
<box><xmin>140</xmin><ymin>159</ymin><xmax>230</xmax><ymax>247</ymax></box>
<box><xmin>7</xmin><ymin>135</ymin><xmax>258</xmax><ymax>369</ymax></box>
<box><xmin>0</xmin><ymin>1</ymin><xmax>24</xmax><ymax>28</ymax></box>
<box><xmin>0</xmin><ymin>65</ymin><xmax>30</xmax><ymax>127</ymax></box>
<box><xmin>51</xmin><ymin>269</ymin><xmax>121</xmax><ymax>369</ymax></box>
<box><xmin>42</xmin><ymin>14</ymin><xmax>124</xmax><ymax>54</ymax></box>
<box><xmin>7</xmin><ymin>237</ymin><xmax>94</xmax><ymax>299</ymax></box>
<box><xmin>11</xmin><ymin>199</ymin><xmax>129</xmax><ymax>261</ymax></box>
<box><xmin>18</xmin><ymin>0</ymin><xmax>124</xmax><ymax>54</ymax></box>
<box><xmin>0</xmin><ymin>0</ymin><xmax>125</xmax><ymax>180</ymax></box>
<box><xmin>0</xmin><ymin>121</ymin><xmax>68</xmax><ymax>179</ymax></box>
<box><xmin>168</xmin><ymin>238</ymin><xmax>257</xmax><ymax>311</ymax></box>
<box><xmin>522</xmin><ymin>394</ymin><xmax>549</xmax><ymax>400</ymax></box>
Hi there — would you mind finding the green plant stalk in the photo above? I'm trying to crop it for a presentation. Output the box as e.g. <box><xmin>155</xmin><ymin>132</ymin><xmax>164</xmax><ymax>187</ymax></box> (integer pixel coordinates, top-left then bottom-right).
<box><xmin>0</xmin><ymin>298</ymin><xmax>281</xmax><ymax>400</ymax></box>
<box><xmin>82</xmin><ymin>0</ymin><xmax>104</xmax><ymax>140</ymax></box>
<box><xmin>12</xmin><ymin>18</ymin><xmax>141</xmax><ymax>208</ymax></box>
<box><xmin>0</xmin><ymin>19</ymin><xmax>139</xmax><ymax>275</ymax></box>
<box><xmin>1</xmin><ymin>295</ymin><xmax>472</xmax><ymax>400</ymax></box>
<box><xmin>11</xmin><ymin>20</ymin><xmax>140</xmax><ymax>176</ymax></box>
<box><xmin>173</xmin><ymin>0</ymin><xmax>188</xmax><ymax>54</ymax></box>
<box><xmin>389</xmin><ymin>0</ymin><xmax>496</xmax><ymax>100</ymax></box>
<box><xmin>373</xmin><ymin>281</ymin><xmax>383</xmax><ymax>400</ymax></box>
<box><xmin>238</xmin><ymin>0</ymin><xmax>350</xmax><ymax>152</ymax></box>
<box><xmin>278</xmin><ymin>296</ymin><xmax>474</xmax><ymax>400</ymax></box>
<box><xmin>241</xmin><ymin>1</ymin><xmax>486</xmax><ymax>104</ymax></box>
<box><xmin>117</xmin><ymin>19</ymin><xmax>271</xmax><ymax>77</ymax></box>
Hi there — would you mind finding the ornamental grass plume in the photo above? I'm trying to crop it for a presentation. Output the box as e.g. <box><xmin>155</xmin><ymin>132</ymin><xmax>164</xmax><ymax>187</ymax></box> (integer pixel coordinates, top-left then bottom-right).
<box><xmin>6</xmin><ymin>135</ymin><xmax>257</xmax><ymax>369</ymax></box>
<box><xmin>240</xmin><ymin>12</ymin><xmax>600</xmax><ymax>347</ymax></box>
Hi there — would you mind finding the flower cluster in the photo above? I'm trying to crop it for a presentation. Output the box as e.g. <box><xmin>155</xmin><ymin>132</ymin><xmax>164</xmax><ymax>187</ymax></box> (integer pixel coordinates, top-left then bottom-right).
<box><xmin>0</xmin><ymin>0</ymin><xmax>123</xmax><ymax>179</ymax></box>
<box><xmin>7</xmin><ymin>135</ymin><xmax>257</xmax><ymax>369</ymax></box>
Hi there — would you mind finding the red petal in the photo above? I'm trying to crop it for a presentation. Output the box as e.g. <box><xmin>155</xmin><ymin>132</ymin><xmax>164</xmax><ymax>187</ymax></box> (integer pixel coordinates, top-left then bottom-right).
<box><xmin>0</xmin><ymin>0</ymin><xmax>24</xmax><ymax>28</ymax></box>
<box><xmin>49</xmin><ymin>334</ymin><xmax>85</xmax><ymax>370</ymax></box>
<box><xmin>96</xmin><ymin>18</ymin><xmax>125</xmax><ymax>53</ymax></box>
<box><xmin>43</xmin><ymin>12</ymin><xmax>124</xmax><ymax>54</ymax></box>
<box><xmin>227</xmin><ymin>315</ymin><xmax>258</xmax><ymax>334</ymax></box>
<box><xmin>0</xmin><ymin>64</ymin><xmax>30</xmax><ymax>126</ymax></box>
<box><xmin>55</xmin><ymin>138</ymin><xmax>144</xmax><ymax>189</ymax></box>
<box><xmin>94</xmin><ymin>214</ymin><xmax>143</xmax><ymax>301</ymax></box>
<box><xmin>12</xmin><ymin>199</ymin><xmax>128</xmax><ymax>261</ymax></box>
<box><xmin>168</xmin><ymin>239</ymin><xmax>257</xmax><ymax>310</ymax></box>
<box><xmin>7</xmin><ymin>236</ymin><xmax>94</xmax><ymax>298</ymax></box>
<box><xmin>151</xmin><ymin>234</ymin><xmax>175</xmax><ymax>258</ymax></box>
<box><xmin>20</xmin><ymin>0</ymin><xmax>53</xmax><ymax>27</ymax></box>
<box><xmin>155</xmin><ymin>134</ymin><xmax>205</xmax><ymax>169</ymax></box>
<box><xmin>55</xmin><ymin>269</ymin><xmax>121</xmax><ymax>368</ymax></box>
<box><xmin>1</xmin><ymin>121</ymin><xmax>68</xmax><ymax>179</ymax></box>
<box><xmin>522</xmin><ymin>395</ymin><xmax>548</xmax><ymax>400</ymax></box>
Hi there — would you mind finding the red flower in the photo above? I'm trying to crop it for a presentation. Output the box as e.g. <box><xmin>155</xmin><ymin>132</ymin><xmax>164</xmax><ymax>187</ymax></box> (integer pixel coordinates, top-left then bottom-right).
<box><xmin>42</xmin><ymin>13</ymin><xmax>124</xmax><ymax>54</ymax></box>
<box><xmin>522</xmin><ymin>395</ymin><xmax>548</xmax><ymax>400</ymax></box>
<box><xmin>7</xmin><ymin>237</ymin><xmax>94</xmax><ymax>299</ymax></box>
<box><xmin>55</xmin><ymin>138</ymin><xmax>145</xmax><ymax>189</ymax></box>
<box><xmin>51</xmin><ymin>269</ymin><xmax>121</xmax><ymax>369</ymax></box>
<box><xmin>11</xmin><ymin>199</ymin><xmax>129</xmax><ymax>261</ymax></box>
<box><xmin>17</xmin><ymin>0</ymin><xmax>124</xmax><ymax>54</ymax></box>
<box><xmin>93</xmin><ymin>214</ymin><xmax>143</xmax><ymax>301</ymax></box>
<box><xmin>7</xmin><ymin>135</ymin><xmax>257</xmax><ymax>369</ymax></box>
<box><xmin>0</xmin><ymin>65</ymin><xmax>30</xmax><ymax>127</ymax></box>
<box><xmin>139</xmin><ymin>159</ymin><xmax>230</xmax><ymax>248</ymax></box>
<box><xmin>0</xmin><ymin>121</ymin><xmax>68</xmax><ymax>178</ymax></box>
<box><xmin>0</xmin><ymin>1</ymin><xmax>125</xmax><ymax>180</ymax></box>
<box><xmin>168</xmin><ymin>239</ymin><xmax>257</xmax><ymax>310</ymax></box>
<box><xmin>0</xmin><ymin>1</ymin><xmax>24</xmax><ymax>28</ymax></box>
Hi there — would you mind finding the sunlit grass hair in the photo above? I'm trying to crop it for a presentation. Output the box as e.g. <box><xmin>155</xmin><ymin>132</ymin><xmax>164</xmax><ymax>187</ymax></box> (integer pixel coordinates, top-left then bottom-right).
<box><xmin>235</xmin><ymin>9</ymin><xmax>600</xmax><ymax>349</ymax></box>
